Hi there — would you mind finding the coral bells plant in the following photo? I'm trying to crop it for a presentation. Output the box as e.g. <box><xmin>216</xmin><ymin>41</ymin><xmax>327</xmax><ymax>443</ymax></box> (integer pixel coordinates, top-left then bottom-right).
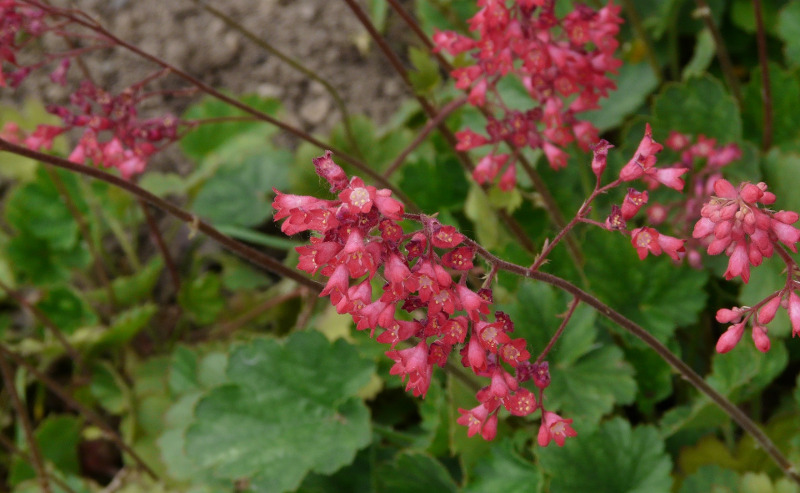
<box><xmin>434</xmin><ymin>0</ymin><xmax>623</xmax><ymax>187</ymax></box>
<box><xmin>693</xmin><ymin>178</ymin><xmax>800</xmax><ymax>352</ymax></box>
<box><xmin>273</xmin><ymin>151</ymin><xmax>573</xmax><ymax>444</ymax></box>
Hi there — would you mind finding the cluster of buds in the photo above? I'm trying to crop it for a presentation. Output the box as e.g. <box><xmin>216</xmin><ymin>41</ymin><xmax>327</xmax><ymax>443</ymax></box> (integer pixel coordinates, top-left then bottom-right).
<box><xmin>692</xmin><ymin>179</ymin><xmax>800</xmax><ymax>352</ymax></box>
<box><xmin>644</xmin><ymin>132</ymin><xmax>743</xmax><ymax>268</ymax></box>
<box><xmin>597</xmin><ymin>125</ymin><xmax>687</xmax><ymax>262</ymax></box>
<box><xmin>1</xmin><ymin>1</ymin><xmax>50</xmax><ymax>88</ymax></box>
<box><xmin>434</xmin><ymin>0</ymin><xmax>623</xmax><ymax>188</ymax></box>
<box><xmin>273</xmin><ymin>151</ymin><xmax>576</xmax><ymax>445</ymax></box>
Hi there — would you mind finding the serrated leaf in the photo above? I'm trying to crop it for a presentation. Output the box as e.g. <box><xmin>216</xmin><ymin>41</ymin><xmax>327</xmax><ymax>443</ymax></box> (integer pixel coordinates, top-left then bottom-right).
<box><xmin>538</xmin><ymin>418</ymin><xmax>672</xmax><ymax>493</ymax></box>
<box><xmin>375</xmin><ymin>452</ymin><xmax>458</xmax><ymax>493</ymax></box>
<box><xmin>178</xmin><ymin>273</ymin><xmax>224</xmax><ymax>325</ymax></box>
<box><xmin>583</xmin><ymin>62</ymin><xmax>659</xmax><ymax>131</ymax></box>
<box><xmin>5</xmin><ymin>168</ymin><xmax>82</xmax><ymax>250</ymax></box>
<box><xmin>185</xmin><ymin>332</ymin><xmax>374</xmax><ymax>493</ymax></box>
<box><xmin>408</xmin><ymin>46</ymin><xmax>441</xmax><ymax>95</ymax></box>
<box><xmin>465</xmin><ymin>440</ymin><xmax>542</xmax><ymax>493</ymax></box>
<box><xmin>86</xmin><ymin>257</ymin><xmax>164</xmax><ymax>307</ymax></box>
<box><xmin>6</xmin><ymin>230</ymin><xmax>90</xmax><ymax>285</ymax></box>
<box><xmin>742</xmin><ymin>63</ymin><xmax>800</xmax><ymax>148</ymax></box>
<box><xmin>585</xmin><ymin>230</ymin><xmax>709</xmax><ymax>344</ymax></box>
<box><xmin>707</xmin><ymin>340</ymin><xmax>788</xmax><ymax>402</ymax></box>
<box><xmin>653</xmin><ymin>75</ymin><xmax>741</xmax><ymax>142</ymax></box>
<box><xmin>89</xmin><ymin>362</ymin><xmax>127</xmax><ymax>414</ymax></box>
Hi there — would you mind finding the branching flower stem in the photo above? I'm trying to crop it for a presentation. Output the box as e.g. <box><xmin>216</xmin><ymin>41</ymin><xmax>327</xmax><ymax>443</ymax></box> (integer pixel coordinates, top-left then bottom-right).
<box><xmin>19</xmin><ymin>0</ymin><xmax>419</xmax><ymax>211</ymax></box>
<box><xmin>753</xmin><ymin>0</ymin><xmax>773</xmax><ymax>150</ymax></box>
<box><xmin>465</xmin><ymin>236</ymin><xmax>800</xmax><ymax>485</ymax></box>
<box><xmin>535</xmin><ymin>297</ymin><xmax>580</xmax><ymax>365</ymax></box>
<box><xmin>383</xmin><ymin>0</ymin><xmax>584</xmax><ymax>268</ymax></box>
<box><xmin>3</xmin><ymin>139</ymin><xmax>798</xmax><ymax>483</ymax></box>
<box><xmin>0</xmin><ymin>138</ymin><xmax>324</xmax><ymax>293</ymax></box>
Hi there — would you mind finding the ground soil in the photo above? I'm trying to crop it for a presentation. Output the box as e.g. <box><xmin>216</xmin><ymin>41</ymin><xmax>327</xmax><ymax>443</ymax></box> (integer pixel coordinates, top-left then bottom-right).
<box><xmin>9</xmin><ymin>0</ymin><xmax>414</xmax><ymax>150</ymax></box>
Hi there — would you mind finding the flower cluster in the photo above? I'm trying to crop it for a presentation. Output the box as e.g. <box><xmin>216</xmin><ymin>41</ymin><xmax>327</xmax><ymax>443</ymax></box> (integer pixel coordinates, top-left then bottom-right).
<box><xmin>598</xmin><ymin>125</ymin><xmax>687</xmax><ymax>262</ymax></box>
<box><xmin>691</xmin><ymin>179</ymin><xmax>800</xmax><ymax>353</ymax></box>
<box><xmin>434</xmin><ymin>0</ymin><xmax>623</xmax><ymax>188</ymax></box>
<box><xmin>0</xmin><ymin>2</ymin><xmax>184</xmax><ymax>179</ymax></box>
<box><xmin>273</xmin><ymin>151</ymin><xmax>575</xmax><ymax>445</ymax></box>
<box><xmin>642</xmin><ymin>132</ymin><xmax>743</xmax><ymax>268</ymax></box>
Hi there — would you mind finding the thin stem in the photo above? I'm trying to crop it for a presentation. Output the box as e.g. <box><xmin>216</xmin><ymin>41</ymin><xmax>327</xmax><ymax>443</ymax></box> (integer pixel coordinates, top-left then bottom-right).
<box><xmin>44</xmin><ymin>167</ymin><xmax>117</xmax><ymax>307</ymax></box>
<box><xmin>21</xmin><ymin>0</ymin><xmax>418</xmax><ymax>211</ymax></box>
<box><xmin>343</xmin><ymin>0</ymin><xmax>538</xmax><ymax>254</ymax></box>
<box><xmin>188</xmin><ymin>0</ymin><xmax>363</xmax><ymax>156</ymax></box>
<box><xmin>384</xmin><ymin>0</ymin><xmax>583</xmax><ymax>265</ymax></box>
<box><xmin>465</xmin><ymin>237</ymin><xmax>800</xmax><ymax>484</ymax></box>
<box><xmin>0</xmin><ymin>280</ymin><xmax>85</xmax><ymax>371</ymax></box>
<box><xmin>0</xmin><ymin>354</ymin><xmax>52</xmax><ymax>493</ymax></box>
<box><xmin>753</xmin><ymin>0</ymin><xmax>772</xmax><ymax>150</ymax></box>
<box><xmin>383</xmin><ymin>96</ymin><xmax>468</xmax><ymax>178</ymax></box>
<box><xmin>620</xmin><ymin>0</ymin><xmax>662</xmax><ymax>81</ymax></box>
<box><xmin>535</xmin><ymin>297</ymin><xmax>579</xmax><ymax>365</ymax></box>
<box><xmin>138</xmin><ymin>199</ymin><xmax>180</xmax><ymax>292</ymax></box>
<box><xmin>694</xmin><ymin>0</ymin><xmax>743</xmax><ymax>105</ymax></box>
<box><xmin>0</xmin><ymin>344</ymin><xmax>159</xmax><ymax>480</ymax></box>
<box><xmin>0</xmin><ymin>138</ymin><xmax>324</xmax><ymax>293</ymax></box>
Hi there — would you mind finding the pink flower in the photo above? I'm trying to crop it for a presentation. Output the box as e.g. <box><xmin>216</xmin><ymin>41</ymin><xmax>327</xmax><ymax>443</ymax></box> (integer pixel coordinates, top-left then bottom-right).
<box><xmin>537</xmin><ymin>411</ymin><xmax>577</xmax><ymax>447</ymax></box>
<box><xmin>386</xmin><ymin>341</ymin><xmax>434</xmax><ymax>398</ymax></box>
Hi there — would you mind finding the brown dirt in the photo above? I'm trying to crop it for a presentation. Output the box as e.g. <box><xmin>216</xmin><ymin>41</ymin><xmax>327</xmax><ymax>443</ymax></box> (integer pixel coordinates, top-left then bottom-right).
<box><xmin>10</xmin><ymin>0</ymin><xmax>413</xmax><ymax>144</ymax></box>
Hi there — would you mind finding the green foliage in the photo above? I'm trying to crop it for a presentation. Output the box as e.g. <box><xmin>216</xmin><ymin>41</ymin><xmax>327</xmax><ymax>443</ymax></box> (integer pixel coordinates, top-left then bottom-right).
<box><xmin>408</xmin><ymin>46</ymin><xmax>442</xmax><ymax>95</ymax></box>
<box><xmin>583</xmin><ymin>62</ymin><xmax>659</xmax><ymax>131</ymax></box>
<box><xmin>375</xmin><ymin>452</ymin><xmax>459</xmax><ymax>492</ymax></box>
<box><xmin>742</xmin><ymin>63</ymin><xmax>800</xmax><ymax>148</ymax></box>
<box><xmin>183</xmin><ymin>332</ymin><xmax>375</xmax><ymax>492</ymax></box>
<box><xmin>778</xmin><ymin>1</ymin><xmax>800</xmax><ymax>66</ymax></box>
<box><xmin>464</xmin><ymin>441</ymin><xmax>542</xmax><ymax>492</ymax></box>
<box><xmin>178</xmin><ymin>273</ymin><xmax>225</xmax><ymax>325</ymax></box>
<box><xmin>498</xmin><ymin>283</ymin><xmax>636</xmax><ymax>431</ymax></box>
<box><xmin>652</xmin><ymin>75</ymin><xmax>742</xmax><ymax>142</ymax></box>
<box><xmin>538</xmin><ymin>418</ymin><xmax>673</xmax><ymax>493</ymax></box>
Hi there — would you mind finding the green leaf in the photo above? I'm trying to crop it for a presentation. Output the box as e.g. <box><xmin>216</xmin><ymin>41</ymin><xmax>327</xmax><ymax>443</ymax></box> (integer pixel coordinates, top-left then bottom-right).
<box><xmin>585</xmin><ymin>230</ymin><xmax>709</xmax><ymax>344</ymax></box>
<box><xmin>89</xmin><ymin>362</ymin><xmax>127</xmax><ymax>414</ymax></box>
<box><xmin>583</xmin><ymin>62</ymin><xmax>659</xmax><ymax>132</ymax></box>
<box><xmin>777</xmin><ymin>2</ymin><xmax>800</xmax><ymax>65</ymax></box>
<box><xmin>465</xmin><ymin>441</ymin><xmax>542</xmax><ymax>493</ymax></box>
<box><xmin>732</xmin><ymin>0</ymin><xmax>785</xmax><ymax>34</ymax></box>
<box><xmin>653</xmin><ymin>75</ymin><xmax>742</xmax><ymax>142</ymax></box>
<box><xmin>36</xmin><ymin>286</ymin><xmax>97</xmax><ymax>334</ymax></box>
<box><xmin>139</xmin><ymin>172</ymin><xmax>188</xmax><ymax>198</ymax></box>
<box><xmin>95</xmin><ymin>303</ymin><xmax>157</xmax><ymax>351</ymax></box>
<box><xmin>180</xmin><ymin>95</ymin><xmax>282</xmax><ymax>162</ymax></box>
<box><xmin>763</xmin><ymin>149</ymin><xmax>800</xmax><ymax>218</ymax></box>
<box><xmin>6</xmin><ymin>230</ymin><xmax>90</xmax><ymax>285</ymax></box>
<box><xmin>398</xmin><ymin>155</ymin><xmax>470</xmax><ymax>213</ymax></box>
<box><xmin>5</xmin><ymin>168</ymin><xmax>81</xmax><ymax>250</ymax></box>
<box><xmin>185</xmin><ymin>332</ymin><xmax>374</xmax><ymax>492</ymax></box>
<box><xmin>10</xmin><ymin>415</ymin><xmax>82</xmax><ymax>484</ymax></box>
<box><xmin>408</xmin><ymin>46</ymin><xmax>442</xmax><ymax>95</ymax></box>
<box><xmin>465</xmin><ymin>182</ymin><xmax>500</xmax><ymax>250</ymax></box>
<box><xmin>497</xmin><ymin>283</ymin><xmax>636</xmax><ymax>430</ymax></box>
<box><xmin>682</xmin><ymin>29</ymin><xmax>715</xmax><ymax>80</ymax></box>
<box><xmin>742</xmin><ymin>63</ymin><xmax>800</xmax><ymax>148</ymax></box>
<box><xmin>86</xmin><ymin>257</ymin><xmax>164</xmax><ymax>307</ymax></box>
<box><xmin>375</xmin><ymin>452</ymin><xmax>459</xmax><ymax>493</ymax></box>
<box><xmin>679</xmin><ymin>465</ymin><xmax>740</xmax><ymax>493</ymax></box>
<box><xmin>538</xmin><ymin>418</ymin><xmax>672</xmax><ymax>493</ymax></box>
<box><xmin>178</xmin><ymin>273</ymin><xmax>225</xmax><ymax>325</ymax></box>
<box><xmin>707</xmin><ymin>340</ymin><xmax>788</xmax><ymax>403</ymax></box>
